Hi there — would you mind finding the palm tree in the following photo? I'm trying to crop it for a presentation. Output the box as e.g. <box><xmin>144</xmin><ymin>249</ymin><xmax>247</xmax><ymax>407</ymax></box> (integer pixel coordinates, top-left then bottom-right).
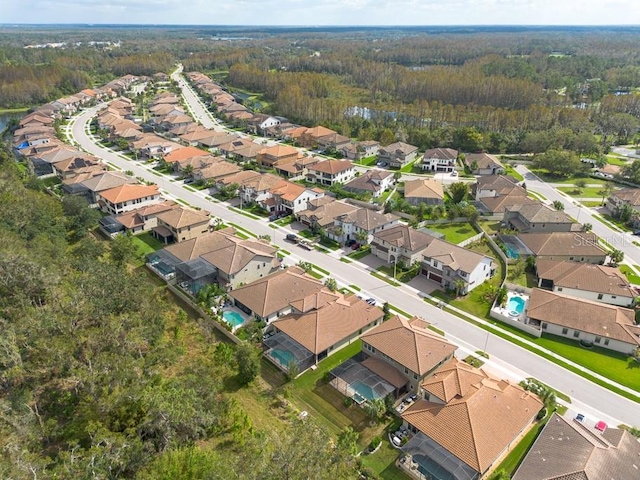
<box><xmin>453</xmin><ymin>279</ymin><xmax>467</xmax><ymax>296</ymax></box>
<box><xmin>552</xmin><ymin>200</ymin><xmax>564</xmax><ymax>211</ymax></box>
<box><xmin>355</xmin><ymin>230</ymin><xmax>369</xmax><ymax>244</ymax></box>
<box><xmin>610</xmin><ymin>249</ymin><xmax>624</xmax><ymax>265</ymax></box>
<box><xmin>599</xmin><ymin>182</ymin><xmax>614</xmax><ymax>206</ymax></box>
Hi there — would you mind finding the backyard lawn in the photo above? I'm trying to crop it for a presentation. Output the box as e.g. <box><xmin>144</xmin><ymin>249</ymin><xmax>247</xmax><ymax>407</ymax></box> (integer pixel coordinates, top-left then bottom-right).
<box><xmin>356</xmin><ymin>156</ymin><xmax>378</xmax><ymax>166</ymax></box>
<box><xmin>132</xmin><ymin>232</ymin><xmax>164</xmax><ymax>264</ymax></box>
<box><xmin>425</xmin><ymin>222</ymin><xmax>479</xmax><ymax>244</ymax></box>
<box><xmin>360</xmin><ymin>439</ymin><xmax>409</xmax><ymax>480</ymax></box>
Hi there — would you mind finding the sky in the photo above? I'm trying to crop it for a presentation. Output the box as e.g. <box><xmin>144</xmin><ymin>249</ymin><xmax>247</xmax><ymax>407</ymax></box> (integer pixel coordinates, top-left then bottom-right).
<box><xmin>1</xmin><ymin>0</ymin><xmax>639</xmax><ymax>26</ymax></box>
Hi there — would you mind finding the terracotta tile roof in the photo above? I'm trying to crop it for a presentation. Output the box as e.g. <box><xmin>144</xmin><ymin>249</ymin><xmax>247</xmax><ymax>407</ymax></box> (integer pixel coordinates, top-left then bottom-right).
<box><xmin>475</xmin><ymin>174</ymin><xmax>520</xmax><ymax>193</ymax></box>
<box><xmin>197</xmin><ymin>237</ymin><xmax>276</xmax><ymax>277</ymax></box>
<box><xmin>35</xmin><ymin>146</ymin><xmax>82</xmax><ymax>164</ymax></box>
<box><xmin>465</xmin><ymin>152</ymin><xmax>504</xmax><ymax>170</ymax></box>
<box><xmin>304</xmin><ymin>125</ymin><xmax>336</xmax><ymax>139</ymax></box>
<box><xmin>80</xmin><ymin>171</ymin><xmax>136</xmax><ymax>192</ymax></box>
<box><xmin>527</xmin><ymin>288</ymin><xmax>640</xmax><ymax>345</ymax></box>
<box><xmin>479</xmin><ymin>193</ymin><xmax>536</xmax><ymax>214</ymax></box>
<box><xmin>372</xmin><ymin>225</ymin><xmax>436</xmax><ymax>253</ymax></box>
<box><xmin>423</xmin><ymin>148</ymin><xmax>458</xmax><ymax>160</ymax></box>
<box><xmin>317</xmin><ymin>132</ymin><xmax>351</xmax><ymax>145</ymax></box>
<box><xmin>234</xmin><ymin>143</ymin><xmax>263</xmax><ymax>159</ymax></box>
<box><xmin>156</xmin><ymin>207</ymin><xmax>209</xmax><ymax>229</ymax></box>
<box><xmin>163</xmin><ymin>146</ymin><xmax>211</xmax><ymax>163</ymax></box>
<box><xmin>273</xmin><ymin>295</ymin><xmax>384</xmax><ymax>354</ymax></box>
<box><xmin>176</xmin><ymin>154</ymin><xmax>218</xmax><ymax>171</ymax></box>
<box><xmin>270</xmin><ymin>180</ymin><xmax>306</xmax><ymax>201</ymax></box>
<box><xmin>380</xmin><ymin>141</ymin><xmax>418</xmax><ymax>155</ymax></box>
<box><xmin>421</xmin><ymin>238</ymin><xmax>493</xmax><ymax>274</ymax></box>
<box><xmin>99</xmin><ymin>184</ymin><xmax>160</xmax><ymax>204</ymax></box>
<box><xmin>297</xmin><ymin>199</ymin><xmax>359</xmax><ymax>227</ymax></box>
<box><xmin>309</xmin><ymin>159</ymin><xmax>354</xmax><ymax>175</ymax></box>
<box><xmin>610</xmin><ymin>188</ymin><xmax>640</xmax><ymax>207</ymax></box>
<box><xmin>259</xmin><ymin>144</ymin><xmax>300</xmax><ymax>159</ymax></box>
<box><xmin>179</xmin><ymin>127</ymin><xmax>218</xmax><ymax>142</ymax></box>
<box><xmin>194</xmin><ymin>160</ymin><xmax>241</xmax><ymax>180</ymax></box>
<box><xmin>536</xmin><ymin>259</ymin><xmax>637</xmax><ymax>298</ymax></box>
<box><xmin>230</xmin><ymin>267</ymin><xmax>326</xmax><ymax>318</ymax></box>
<box><xmin>506</xmin><ymin>203</ymin><xmax>574</xmax><ymax>224</ymax></box>
<box><xmin>115</xmin><ymin>201</ymin><xmax>177</xmax><ymax>228</ymax></box>
<box><xmin>517</xmin><ymin>232</ymin><xmax>607</xmax><ymax>258</ymax></box>
<box><xmin>403</xmin><ymin>361</ymin><xmax>542</xmax><ymax>474</ymax></box>
<box><xmin>53</xmin><ymin>156</ymin><xmax>102</xmax><ymax>173</ymax></box>
<box><xmin>360</xmin><ymin>315</ymin><xmax>457</xmax><ymax>375</ymax></box>
<box><xmin>513</xmin><ymin>413</ymin><xmax>640</xmax><ymax>480</ymax></box>
<box><xmin>404</xmin><ymin>178</ymin><xmax>444</xmax><ymax>200</ymax></box>
<box><xmin>216</xmin><ymin>170</ymin><xmax>262</xmax><ymax>187</ymax></box>
<box><xmin>422</xmin><ymin>358</ymin><xmax>490</xmax><ymax>403</ymax></box>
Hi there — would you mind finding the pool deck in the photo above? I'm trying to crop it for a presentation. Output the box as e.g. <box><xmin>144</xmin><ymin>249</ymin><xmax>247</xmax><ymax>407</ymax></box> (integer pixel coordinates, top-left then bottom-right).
<box><xmin>221</xmin><ymin>306</ymin><xmax>249</xmax><ymax>331</ymax></box>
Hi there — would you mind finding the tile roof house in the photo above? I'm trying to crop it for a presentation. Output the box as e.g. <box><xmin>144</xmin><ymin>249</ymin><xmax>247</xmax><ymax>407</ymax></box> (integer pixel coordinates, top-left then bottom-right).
<box><xmin>163</xmin><ymin>146</ymin><xmax>211</xmax><ymax>164</ymax></box>
<box><xmin>52</xmin><ymin>155</ymin><xmax>105</xmax><ymax>180</ymax></box>
<box><xmin>300</xmin><ymin>126</ymin><xmax>337</xmax><ymax>148</ymax></box>
<box><xmin>340</xmin><ymin>140</ymin><xmax>380</xmax><ymax>161</ymax></box>
<box><xmin>152</xmin><ymin>207</ymin><xmax>211</xmax><ymax>244</ymax></box>
<box><xmin>421</xmin><ymin>238</ymin><xmax>495</xmax><ymax>294</ymax></box>
<box><xmin>316</xmin><ymin>132</ymin><xmax>351</xmax><ymax>152</ymax></box>
<box><xmin>478</xmin><ymin>191</ymin><xmax>537</xmax><ymax>215</ymax></box>
<box><xmin>513</xmin><ymin>413</ymin><xmax>640</xmax><ymax>480</ymax></box>
<box><xmin>525</xmin><ymin>288</ymin><xmax>640</xmax><ymax>354</ymax></box>
<box><xmin>97</xmin><ymin>184</ymin><xmax>162</xmax><ymax>215</ymax></box>
<box><xmin>535</xmin><ymin>259</ymin><xmax>637</xmax><ymax>307</ymax></box>
<box><xmin>267</xmin><ymin>293</ymin><xmax>384</xmax><ymax>372</ymax></box>
<box><xmin>607</xmin><ymin>188</ymin><xmax>640</xmax><ymax>226</ymax></box>
<box><xmin>238</xmin><ymin>173</ymin><xmax>284</xmax><ymax>206</ymax></box>
<box><xmin>328</xmin><ymin>208</ymin><xmax>400</xmax><ymax>245</ymax></box>
<box><xmin>230</xmin><ymin>266</ymin><xmax>327</xmax><ymax>322</ymax></box>
<box><xmin>473</xmin><ymin>175</ymin><xmax>522</xmax><ymax>201</ymax></box>
<box><xmin>257</xmin><ymin>144</ymin><xmax>301</xmax><ymax>168</ymax></box>
<box><xmin>297</xmin><ymin>197</ymin><xmax>360</xmax><ymax>229</ymax></box>
<box><xmin>504</xmin><ymin>203</ymin><xmax>577</xmax><ymax>233</ymax></box>
<box><xmin>274</xmin><ymin>156</ymin><xmax>321</xmax><ymax>180</ymax></box>
<box><xmin>465</xmin><ymin>153</ymin><xmax>505</xmax><ymax>175</ymax></box>
<box><xmin>516</xmin><ymin>232</ymin><xmax>607</xmax><ymax>264</ymax></box>
<box><xmin>420</xmin><ymin>148</ymin><xmax>458</xmax><ymax>173</ymax></box>
<box><xmin>378</xmin><ymin>142</ymin><xmax>419</xmax><ymax>168</ymax></box>
<box><xmin>343</xmin><ymin>169</ymin><xmax>395</xmax><ymax>198</ymax></box>
<box><xmin>100</xmin><ymin>200</ymin><xmax>177</xmax><ymax>237</ymax></box>
<box><xmin>264</xmin><ymin>180</ymin><xmax>325</xmax><ymax>214</ymax></box>
<box><xmin>191</xmin><ymin>159</ymin><xmax>242</xmax><ymax>184</ymax></box>
<box><xmin>403</xmin><ymin>178</ymin><xmax>445</xmax><ymax>205</ymax></box>
<box><xmin>78</xmin><ymin>171</ymin><xmax>138</xmax><ymax>203</ymax></box>
<box><xmin>306</xmin><ymin>160</ymin><xmax>356</xmax><ymax>186</ymax></box>
<box><xmin>401</xmin><ymin>358</ymin><xmax>543</xmax><ymax>480</ymax></box>
<box><xmin>360</xmin><ymin>315</ymin><xmax>457</xmax><ymax>392</ymax></box>
<box><xmin>371</xmin><ymin>224</ymin><xmax>437</xmax><ymax>266</ymax></box>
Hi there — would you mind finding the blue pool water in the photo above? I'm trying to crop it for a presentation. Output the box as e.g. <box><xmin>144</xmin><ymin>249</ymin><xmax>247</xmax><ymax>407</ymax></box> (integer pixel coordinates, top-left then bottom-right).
<box><xmin>271</xmin><ymin>349</ymin><xmax>295</xmax><ymax>367</ymax></box>
<box><xmin>351</xmin><ymin>380</ymin><xmax>379</xmax><ymax>401</ymax></box>
<box><xmin>507</xmin><ymin>296</ymin><xmax>526</xmax><ymax>315</ymax></box>
<box><xmin>414</xmin><ymin>454</ymin><xmax>457</xmax><ymax>480</ymax></box>
<box><xmin>222</xmin><ymin>310</ymin><xmax>245</xmax><ymax>328</ymax></box>
<box><xmin>505</xmin><ymin>244</ymin><xmax>520</xmax><ymax>259</ymax></box>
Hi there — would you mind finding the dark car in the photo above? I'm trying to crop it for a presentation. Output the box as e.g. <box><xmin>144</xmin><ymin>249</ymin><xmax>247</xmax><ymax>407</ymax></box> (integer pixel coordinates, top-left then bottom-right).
<box><xmin>633</xmin><ymin>230</ymin><xmax>640</xmax><ymax>236</ymax></box>
<box><xmin>285</xmin><ymin>233</ymin><xmax>299</xmax><ymax>243</ymax></box>
<box><xmin>269</xmin><ymin>214</ymin><xmax>279</xmax><ymax>221</ymax></box>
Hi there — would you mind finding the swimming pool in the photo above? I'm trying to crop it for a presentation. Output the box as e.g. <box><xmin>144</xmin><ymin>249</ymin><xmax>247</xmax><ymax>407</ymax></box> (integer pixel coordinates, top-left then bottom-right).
<box><xmin>414</xmin><ymin>454</ymin><xmax>457</xmax><ymax>480</ymax></box>
<box><xmin>271</xmin><ymin>348</ymin><xmax>295</xmax><ymax>367</ymax></box>
<box><xmin>506</xmin><ymin>295</ymin><xmax>526</xmax><ymax>316</ymax></box>
<box><xmin>222</xmin><ymin>310</ymin><xmax>245</xmax><ymax>328</ymax></box>
<box><xmin>351</xmin><ymin>380</ymin><xmax>380</xmax><ymax>401</ymax></box>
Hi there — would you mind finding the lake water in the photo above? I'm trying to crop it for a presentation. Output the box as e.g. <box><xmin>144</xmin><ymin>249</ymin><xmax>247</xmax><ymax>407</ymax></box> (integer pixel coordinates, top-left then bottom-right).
<box><xmin>0</xmin><ymin>112</ymin><xmax>25</xmax><ymax>134</ymax></box>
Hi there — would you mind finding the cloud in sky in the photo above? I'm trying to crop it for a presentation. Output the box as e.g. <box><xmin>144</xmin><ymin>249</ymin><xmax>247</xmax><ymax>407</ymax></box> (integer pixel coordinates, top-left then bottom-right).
<box><xmin>1</xmin><ymin>0</ymin><xmax>639</xmax><ymax>25</ymax></box>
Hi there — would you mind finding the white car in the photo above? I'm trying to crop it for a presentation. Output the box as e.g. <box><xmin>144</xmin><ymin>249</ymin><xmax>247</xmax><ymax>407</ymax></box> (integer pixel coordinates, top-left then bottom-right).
<box><xmin>451</xmin><ymin>170</ymin><xmax>458</xmax><ymax>177</ymax></box>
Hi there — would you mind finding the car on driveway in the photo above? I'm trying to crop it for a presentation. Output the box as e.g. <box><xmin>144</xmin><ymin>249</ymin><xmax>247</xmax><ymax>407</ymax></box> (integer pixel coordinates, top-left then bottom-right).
<box><xmin>366</xmin><ymin>298</ymin><xmax>377</xmax><ymax>306</ymax></box>
<box><xmin>451</xmin><ymin>170</ymin><xmax>458</xmax><ymax>177</ymax></box>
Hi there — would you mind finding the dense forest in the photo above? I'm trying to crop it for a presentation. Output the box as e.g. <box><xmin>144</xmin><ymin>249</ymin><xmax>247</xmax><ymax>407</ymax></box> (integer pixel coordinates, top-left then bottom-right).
<box><xmin>0</xmin><ymin>144</ymin><xmax>357</xmax><ymax>478</ymax></box>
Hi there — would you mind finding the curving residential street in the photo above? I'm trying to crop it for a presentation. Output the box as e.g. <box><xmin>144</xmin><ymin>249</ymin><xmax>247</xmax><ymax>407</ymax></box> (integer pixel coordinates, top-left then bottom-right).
<box><xmin>70</xmin><ymin>94</ymin><xmax>640</xmax><ymax>426</ymax></box>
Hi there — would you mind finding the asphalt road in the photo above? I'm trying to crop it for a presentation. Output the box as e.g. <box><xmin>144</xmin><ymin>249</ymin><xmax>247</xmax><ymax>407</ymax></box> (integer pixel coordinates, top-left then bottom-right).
<box><xmin>516</xmin><ymin>165</ymin><xmax>640</xmax><ymax>267</ymax></box>
<box><xmin>71</xmin><ymin>101</ymin><xmax>640</xmax><ymax>427</ymax></box>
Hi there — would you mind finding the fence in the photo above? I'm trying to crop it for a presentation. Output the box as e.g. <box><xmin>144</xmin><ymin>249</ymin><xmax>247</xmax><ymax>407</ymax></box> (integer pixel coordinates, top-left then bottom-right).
<box><xmin>504</xmin><ymin>282</ymin><xmax>534</xmax><ymax>295</ymax></box>
<box><xmin>456</xmin><ymin>232</ymin><xmax>483</xmax><ymax>247</ymax></box>
<box><xmin>489</xmin><ymin>309</ymin><xmax>542</xmax><ymax>338</ymax></box>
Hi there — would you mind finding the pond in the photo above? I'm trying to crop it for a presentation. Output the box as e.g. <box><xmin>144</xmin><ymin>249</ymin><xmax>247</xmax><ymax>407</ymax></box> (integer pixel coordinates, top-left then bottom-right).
<box><xmin>0</xmin><ymin>112</ymin><xmax>25</xmax><ymax>135</ymax></box>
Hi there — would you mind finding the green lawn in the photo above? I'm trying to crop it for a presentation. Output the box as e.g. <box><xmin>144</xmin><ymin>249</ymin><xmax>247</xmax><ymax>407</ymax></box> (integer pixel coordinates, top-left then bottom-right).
<box><xmin>503</xmin><ymin>164</ymin><xmax>524</xmax><ymax>181</ymax></box>
<box><xmin>228</xmin><ymin>206</ymin><xmax>260</xmax><ymax>219</ymax></box>
<box><xmin>426</xmin><ymin>222</ymin><xmax>479</xmax><ymax>244</ymax></box>
<box><xmin>298</xmin><ymin>229</ymin><xmax>317</xmax><ymax>239</ymax></box>
<box><xmin>377</xmin><ymin>264</ymin><xmax>420</xmax><ymax>283</ymax></box>
<box><xmin>619</xmin><ymin>264</ymin><xmax>640</xmax><ymax>284</ymax></box>
<box><xmin>606</xmin><ymin>155</ymin><xmax>629</xmax><ymax>166</ymax></box>
<box><xmin>507</xmin><ymin>270</ymin><xmax>537</xmax><ymax>288</ymax></box>
<box><xmin>360</xmin><ymin>441</ymin><xmax>409</xmax><ymax>480</ymax></box>
<box><xmin>494</xmin><ymin>413</ymin><xmax>551</xmax><ymax>476</ymax></box>
<box><xmin>356</xmin><ymin>156</ymin><xmax>378</xmax><ymax>167</ymax></box>
<box><xmin>557</xmin><ymin>185</ymin><xmax>613</xmax><ymax>198</ymax></box>
<box><xmin>477</xmin><ymin>221</ymin><xmax>501</xmax><ymax>234</ymax></box>
<box><xmin>348</xmin><ymin>246</ymin><xmax>371</xmax><ymax>260</ymax></box>
<box><xmin>131</xmin><ymin>232</ymin><xmax>165</xmax><ymax>265</ymax></box>
<box><xmin>227</xmin><ymin>222</ymin><xmax>257</xmax><ymax>238</ymax></box>
<box><xmin>400</xmin><ymin>160</ymin><xmax>418</xmax><ymax>173</ymax></box>
<box><xmin>274</xmin><ymin>215</ymin><xmax>294</xmax><ymax>226</ymax></box>
<box><xmin>527</xmin><ymin>190</ymin><xmax>547</xmax><ymax>201</ymax></box>
<box><xmin>581</xmin><ymin>200</ymin><xmax>603</xmax><ymax>207</ymax></box>
<box><xmin>371</xmin><ymin>270</ymin><xmax>400</xmax><ymax>286</ymax></box>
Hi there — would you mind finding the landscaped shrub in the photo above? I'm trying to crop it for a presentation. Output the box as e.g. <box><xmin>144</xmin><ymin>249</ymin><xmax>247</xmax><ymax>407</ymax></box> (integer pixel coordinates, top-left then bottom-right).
<box><xmin>368</xmin><ymin>436</ymin><xmax>382</xmax><ymax>452</ymax></box>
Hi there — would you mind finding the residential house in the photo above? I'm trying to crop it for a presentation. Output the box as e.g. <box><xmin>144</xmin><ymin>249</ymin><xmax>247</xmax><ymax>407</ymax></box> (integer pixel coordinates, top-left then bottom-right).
<box><xmin>513</xmin><ymin>413</ymin><xmax>640</xmax><ymax>480</ymax></box>
<box><xmin>535</xmin><ymin>259</ymin><xmax>637</xmax><ymax>307</ymax></box>
<box><xmin>328</xmin><ymin>208</ymin><xmax>400</xmax><ymax>245</ymax></box>
<box><xmin>421</xmin><ymin>238</ymin><xmax>495</xmax><ymax>294</ymax></box>
<box><xmin>343</xmin><ymin>169</ymin><xmax>395</xmax><ymax>198</ymax></box>
<box><xmin>465</xmin><ymin>153</ymin><xmax>505</xmax><ymax>175</ymax></box>
<box><xmin>265</xmin><ymin>181</ymin><xmax>325</xmax><ymax>214</ymax></box>
<box><xmin>27</xmin><ymin>145</ymin><xmax>80</xmax><ymax>176</ymax></box>
<box><xmin>316</xmin><ymin>132</ymin><xmax>351</xmax><ymax>153</ymax></box>
<box><xmin>215</xmin><ymin>170</ymin><xmax>261</xmax><ymax>194</ymax></box>
<box><xmin>232</xmin><ymin>143</ymin><xmax>263</xmax><ymax>163</ymax></box>
<box><xmin>306</xmin><ymin>160</ymin><xmax>356</xmax><ymax>186</ymax></box>
<box><xmin>378</xmin><ymin>142</ymin><xmax>419</xmax><ymax>168</ymax></box>
<box><xmin>360</xmin><ymin>315</ymin><xmax>457</xmax><ymax>392</ymax></box>
<box><xmin>179</xmin><ymin>127</ymin><xmax>219</xmax><ymax>146</ymax></box>
<box><xmin>163</xmin><ymin>146</ymin><xmax>211</xmax><ymax>166</ymax></box>
<box><xmin>300</xmin><ymin>126</ymin><xmax>336</xmax><ymax>148</ymax></box>
<box><xmin>257</xmin><ymin>144</ymin><xmax>301</xmax><ymax>168</ymax></box>
<box><xmin>239</xmin><ymin>173</ymin><xmax>284</xmax><ymax>206</ymax></box>
<box><xmin>133</xmin><ymin>136</ymin><xmax>181</xmax><ymax>159</ymax></box>
<box><xmin>263</xmin><ymin>122</ymin><xmax>301</xmax><ymax>139</ymax></box>
<box><xmin>607</xmin><ymin>188</ymin><xmax>640</xmax><ymax>223</ymax></box>
<box><xmin>516</xmin><ymin>232</ymin><xmax>607</xmax><ymax>264</ymax></box>
<box><xmin>97</xmin><ymin>184</ymin><xmax>162</xmax><ymax>215</ymax></box>
<box><xmin>19</xmin><ymin>113</ymin><xmax>55</xmax><ymax>128</ymax></box>
<box><xmin>199</xmin><ymin>132</ymin><xmax>242</xmax><ymax>151</ymax></box>
<box><xmin>340</xmin><ymin>140</ymin><xmax>380</xmax><ymax>161</ymax></box>
<box><xmin>52</xmin><ymin>155</ymin><xmax>105</xmax><ymax>180</ymax></box>
<box><xmin>297</xmin><ymin>197</ymin><xmax>360</xmax><ymax>230</ymax></box>
<box><xmin>78</xmin><ymin>171</ymin><xmax>138</xmax><ymax>204</ymax></box>
<box><xmin>192</xmin><ymin>159</ymin><xmax>242</xmax><ymax>184</ymax></box>
<box><xmin>267</xmin><ymin>293</ymin><xmax>384</xmax><ymax>372</ymax></box>
<box><xmin>274</xmin><ymin>156</ymin><xmax>320</xmax><ymax>180</ymax></box>
<box><xmin>503</xmin><ymin>203</ymin><xmax>576</xmax><ymax>233</ymax></box>
<box><xmin>473</xmin><ymin>175</ymin><xmax>522</xmax><ymax>201</ymax></box>
<box><xmin>526</xmin><ymin>288</ymin><xmax>640</xmax><ymax>354</ymax></box>
<box><xmin>401</xmin><ymin>358</ymin><xmax>543</xmax><ymax>480</ymax></box>
<box><xmin>152</xmin><ymin>207</ymin><xmax>211</xmax><ymax>244</ymax></box>
<box><xmin>246</xmin><ymin>114</ymin><xmax>288</xmax><ymax>135</ymax></box>
<box><xmin>217</xmin><ymin>138</ymin><xmax>257</xmax><ymax>158</ymax></box>
<box><xmin>403</xmin><ymin>178</ymin><xmax>445</xmax><ymax>206</ymax></box>
<box><xmin>230</xmin><ymin>266</ymin><xmax>327</xmax><ymax>323</ymax></box>
<box><xmin>174</xmin><ymin>155</ymin><xmax>217</xmax><ymax>174</ymax></box>
<box><xmin>420</xmin><ymin>148</ymin><xmax>458</xmax><ymax>172</ymax></box>
<box><xmin>100</xmin><ymin>201</ymin><xmax>177</xmax><ymax>237</ymax></box>
<box><xmin>371</xmin><ymin>224</ymin><xmax>437</xmax><ymax>266</ymax></box>
<box><xmin>479</xmin><ymin>192</ymin><xmax>538</xmax><ymax>215</ymax></box>
<box><xmin>159</xmin><ymin>114</ymin><xmax>193</xmax><ymax>131</ymax></box>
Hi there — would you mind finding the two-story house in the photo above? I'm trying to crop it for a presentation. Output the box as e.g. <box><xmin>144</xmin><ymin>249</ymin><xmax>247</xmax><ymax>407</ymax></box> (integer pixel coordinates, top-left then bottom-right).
<box><xmin>256</xmin><ymin>144</ymin><xmax>301</xmax><ymax>168</ymax></box>
<box><xmin>152</xmin><ymin>207</ymin><xmax>211</xmax><ymax>244</ymax></box>
<box><xmin>97</xmin><ymin>184</ymin><xmax>162</xmax><ymax>215</ymax></box>
<box><xmin>316</xmin><ymin>132</ymin><xmax>351</xmax><ymax>153</ymax></box>
<box><xmin>419</xmin><ymin>148</ymin><xmax>458</xmax><ymax>172</ymax></box>
<box><xmin>266</xmin><ymin>180</ymin><xmax>325</xmax><ymax>214</ymax></box>
<box><xmin>343</xmin><ymin>169</ymin><xmax>395</xmax><ymax>198</ymax></box>
<box><xmin>465</xmin><ymin>152</ymin><xmax>505</xmax><ymax>175</ymax></box>
<box><xmin>329</xmin><ymin>208</ymin><xmax>400</xmax><ymax>245</ymax></box>
<box><xmin>504</xmin><ymin>203</ymin><xmax>577</xmax><ymax>233</ymax></box>
<box><xmin>378</xmin><ymin>142</ymin><xmax>419</xmax><ymax>168</ymax></box>
<box><xmin>306</xmin><ymin>160</ymin><xmax>356</xmax><ymax>186</ymax></box>
<box><xmin>421</xmin><ymin>238</ymin><xmax>495</xmax><ymax>294</ymax></box>
<box><xmin>535</xmin><ymin>259</ymin><xmax>637</xmax><ymax>307</ymax></box>
<box><xmin>340</xmin><ymin>140</ymin><xmax>380</xmax><ymax>161</ymax></box>
<box><xmin>297</xmin><ymin>197</ymin><xmax>360</xmax><ymax>230</ymax></box>
<box><xmin>371</xmin><ymin>224</ymin><xmax>437</xmax><ymax>266</ymax></box>
<box><xmin>607</xmin><ymin>188</ymin><xmax>640</xmax><ymax>226</ymax></box>
<box><xmin>300</xmin><ymin>126</ymin><xmax>337</xmax><ymax>148</ymax></box>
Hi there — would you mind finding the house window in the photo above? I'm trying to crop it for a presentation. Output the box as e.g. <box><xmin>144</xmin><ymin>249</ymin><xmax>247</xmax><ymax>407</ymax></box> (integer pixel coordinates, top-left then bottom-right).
<box><xmin>573</xmin><ymin>330</ymin><xmax>580</xmax><ymax>338</ymax></box>
<box><xmin>597</xmin><ymin>293</ymin><xmax>603</xmax><ymax>300</ymax></box>
<box><xmin>413</xmin><ymin>373</ymin><xmax>418</xmax><ymax>380</ymax></box>
<box><xmin>557</xmin><ymin>287</ymin><xmax>563</xmax><ymax>291</ymax></box>
<box><xmin>569</xmin><ymin>257</ymin><xmax>574</xmax><ymax>261</ymax></box>
<box><xmin>541</xmin><ymin>323</ymin><xmax>547</xmax><ymax>330</ymax></box>
<box><xmin>562</xmin><ymin>328</ymin><xmax>568</xmax><ymax>335</ymax></box>
<box><xmin>595</xmin><ymin>336</ymin><xmax>601</xmax><ymax>344</ymax></box>
<box><xmin>611</xmin><ymin>295</ymin><xmax>617</xmax><ymax>299</ymax></box>
<box><xmin>604</xmin><ymin>339</ymin><xmax>610</xmax><ymax>346</ymax></box>
<box><xmin>404</xmin><ymin>367</ymin><xmax>409</xmax><ymax>374</ymax></box>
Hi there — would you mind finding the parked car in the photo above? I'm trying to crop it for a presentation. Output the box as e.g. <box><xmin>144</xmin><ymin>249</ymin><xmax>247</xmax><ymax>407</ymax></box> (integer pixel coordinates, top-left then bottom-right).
<box><xmin>285</xmin><ymin>233</ymin><xmax>299</xmax><ymax>243</ymax></box>
<box><xmin>269</xmin><ymin>214</ymin><xmax>279</xmax><ymax>221</ymax></box>
<box><xmin>299</xmin><ymin>240</ymin><xmax>314</xmax><ymax>251</ymax></box>
<box><xmin>450</xmin><ymin>170</ymin><xmax>458</xmax><ymax>177</ymax></box>
<box><xmin>366</xmin><ymin>298</ymin><xmax>376</xmax><ymax>305</ymax></box>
